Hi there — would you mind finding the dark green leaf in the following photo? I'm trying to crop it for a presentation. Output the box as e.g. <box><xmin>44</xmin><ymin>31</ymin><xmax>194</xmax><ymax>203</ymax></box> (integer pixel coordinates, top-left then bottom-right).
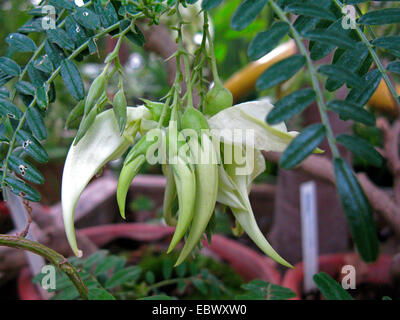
<box><xmin>313</xmin><ymin>272</ymin><xmax>353</xmax><ymax>300</ymax></box>
<box><xmin>8</xmin><ymin>155</ymin><xmax>44</xmax><ymax>184</ymax></box>
<box><xmin>4</xmin><ymin>177</ymin><xmax>41</xmax><ymax>202</ymax></box>
<box><xmin>309</xmin><ymin>19</ymin><xmax>345</xmax><ymax>61</ymax></box>
<box><xmin>95</xmin><ymin>256</ymin><xmax>126</xmax><ymax>276</ymax></box>
<box><xmin>74</xmin><ymin>8</ymin><xmax>101</xmax><ymax>30</ymax></box>
<box><xmin>193</xmin><ymin>278</ymin><xmax>208</xmax><ymax>295</ymax></box>
<box><xmin>373</xmin><ymin>36</ymin><xmax>400</xmax><ymax>54</ymax></box>
<box><xmin>33</xmin><ymin>55</ymin><xmax>53</xmax><ymax>74</ymax></box>
<box><xmin>318</xmin><ymin>65</ymin><xmax>365</xmax><ymax>88</ymax></box>
<box><xmin>16</xmin><ymin>130</ymin><xmax>49</xmax><ymax>163</ymax></box>
<box><xmin>267</xmin><ymin>88</ymin><xmax>315</xmax><ymax>124</ymax></box>
<box><xmin>293</xmin><ymin>15</ymin><xmax>319</xmax><ymax>35</ymax></box>
<box><xmin>88</xmin><ymin>38</ymin><xmax>98</xmax><ymax>55</ymax></box>
<box><xmin>145</xmin><ymin>271</ymin><xmax>155</xmax><ymax>284</ymax></box>
<box><xmin>0</xmin><ymin>72</ymin><xmax>12</xmax><ymax>87</ymax></box>
<box><xmin>0</xmin><ymin>57</ymin><xmax>20</xmax><ymax>76</ymax></box>
<box><xmin>27</xmin><ymin>63</ymin><xmax>47</xmax><ymax>88</ymax></box>
<box><xmin>49</xmin><ymin>0</ymin><xmax>75</xmax><ymax>10</ymax></box>
<box><xmin>105</xmin><ymin>266</ymin><xmax>141</xmax><ymax>289</ymax></box>
<box><xmin>231</xmin><ymin>0</ymin><xmax>268</xmax><ymax>31</ymax></box>
<box><xmin>325</xmin><ymin>44</ymin><xmax>369</xmax><ymax>92</ymax></box>
<box><xmin>333</xmin><ymin>157</ymin><xmax>379</xmax><ymax>262</ymax></box>
<box><xmin>82</xmin><ymin>250</ymin><xmax>108</xmax><ymax>269</ymax></box>
<box><xmin>88</xmin><ymin>288</ymin><xmax>116</xmax><ymax>300</ymax></box>
<box><xmin>6</xmin><ymin>33</ymin><xmax>36</xmax><ymax>53</ymax></box>
<box><xmin>248</xmin><ymin>22</ymin><xmax>290</xmax><ymax>60</ymax></box>
<box><xmin>175</xmin><ymin>262</ymin><xmax>187</xmax><ymax>278</ymax></box>
<box><xmin>327</xmin><ymin>100</ymin><xmax>375</xmax><ymax>126</ymax></box>
<box><xmin>46</xmin><ymin>28</ymin><xmax>75</xmax><ymax>51</ymax></box>
<box><xmin>44</xmin><ymin>40</ymin><xmax>65</xmax><ymax>68</ymax></box>
<box><xmin>346</xmin><ymin>69</ymin><xmax>382</xmax><ymax>106</ymax></box>
<box><xmin>15</xmin><ymin>81</ymin><xmax>35</xmax><ymax>96</ymax></box>
<box><xmin>36</xmin><ymin>86</ymin><xmax>49</xmax><ymax>111</ymax></box>
<box><xmin>0</xmin><ymin>87</ymin><xmax>9</xmax><ymax>98</ymax></box>
<box><xmin>256</xmin><ymin>55</ymin><xmax>306</xmax><ymax>90</ymax></box>
<box><xmin>125</xmin><ymin>25</ymin><xmax>145</xmax><ymax>47</ymax></box>
<box><xmin>26</xmin><ymin>106</ymin><xmax>47</xmax><ymax>141</ymax></box>
<box><xmin>60</xmin><ymin>60</ymin><xmax>85</xmax><ymax>101</ymax></box>
<box><xmin>162</xmin><ymin>259</ymin><xmax>173</xmax><ymax>280</ymax></box>
<box><xmin>65</xmin><ymin>16</ymin><xmax>87</xmax><ymax>48</ymax></box>
<box><xmin>358</xmin><ymin>8</ymin><xmax>400</xmax><ymax>25</ymax></box>
<box><xmin>18</xmin><ymin>18</ymin><xmax>44</xmax><ymax>33</ymax></box>
<box><xmin>280</xmin><ymin>123</ymin><xmax>326</xmax><ymax>169</ymax></box>
<box><xmin>304</xmin><ymin>29</ymin><xmax>357</xmax><ymax>51</ymax></box>
<box><xmin>336</xmin><ymin>134</ymin><xmax>383</xmax><ymax>167</ymax></box>
<box><xmin>202</xmin><ymin>0</ymin><xmax>223</xmax><ymax>10</ymax></box>
<box><xmin>236</xmin><ymin>279</ymin><xmax>296</xmax><ymax>300</ymax></box>
<box><xmin>0</xmin><ymin>98</ymin><xmax>23</xmax><ymax>119</ymax></box>
<box><xmin>387</xmin><ymin>61</ymin><xmax>400</xmax><ymax>75</ymax></box>
<box><xmin>94</xmin><ymin>0</ymin><xmax>118</xmax><ymax>28</ymax></box>
<box><xmin>285</xmin><ymin>3</ymin><xmax>336</xmax><ymax>21</ymax></box>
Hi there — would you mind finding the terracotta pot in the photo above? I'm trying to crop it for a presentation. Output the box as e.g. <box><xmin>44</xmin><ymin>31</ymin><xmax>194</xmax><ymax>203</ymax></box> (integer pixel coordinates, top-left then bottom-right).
<box><xmin>282</xmin><ymin>253</ymin><xmax>392</xmax><ymax>300</ymax></box>
<box><xmin>18</xmin><ymin>223</ymin><xmax>281</xmax><ymax>300</ymax></box>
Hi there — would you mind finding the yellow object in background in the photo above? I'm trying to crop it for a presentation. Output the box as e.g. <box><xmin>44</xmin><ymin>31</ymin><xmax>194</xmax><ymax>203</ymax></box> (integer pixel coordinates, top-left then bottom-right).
<box><xmin>224</xmin><ymin>40</ymin><xmax>399</xmax><ymax>116</ymax></box>
<box><xmin>224</xmin><ymin>40</ymin><xmax>297</xmax><ymax>101</ymax></box>
<box><xmin>368</xmin><ymin>80</ymin><xmax>399</xmax><ymax>116</ymax></box>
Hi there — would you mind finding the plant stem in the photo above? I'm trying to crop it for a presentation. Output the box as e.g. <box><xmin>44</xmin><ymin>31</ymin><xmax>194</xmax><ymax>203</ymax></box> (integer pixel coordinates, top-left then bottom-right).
<box><xmin>0</xmin><ymin>234</ymin><xmax>88</xmax><ymax>300</ymax></box>
<box><xmin>204</xmin><ymin>12</ymin><xmax>221</xmax><ymax>85</ymax></box>
<box><xmin>333</xmin><ymin>0</ymin><xmax>399</xmax><ymax>110</ymax></box>
<box><xmin>1</xmin><ymin>21</ymin><xmax>122</xmax><ymax>199</ymax></box>
<box><xmin>269</xmin><ymin>0</ymin><xmax>340</xmax><ymax>158</ymax></box>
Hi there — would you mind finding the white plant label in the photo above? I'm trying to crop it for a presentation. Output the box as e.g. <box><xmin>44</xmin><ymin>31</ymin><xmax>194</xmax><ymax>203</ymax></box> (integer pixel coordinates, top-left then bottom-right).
<box><xmin>300</xmin><ymin>181</ymin><xmax>319</xmax><ymax>293</ymax></box>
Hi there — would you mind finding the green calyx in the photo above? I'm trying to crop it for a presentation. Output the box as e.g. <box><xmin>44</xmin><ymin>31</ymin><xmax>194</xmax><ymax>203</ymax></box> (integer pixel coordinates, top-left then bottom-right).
<box><xmin>141</xmin><ymin>98</ymin><xmax>171</xmax><ymax>126</ymax></box>
<box><xmin>181</xmin><ymin>106</ymin><xmax>210</xmax><ymax>135</ymax></box>
<box><xmin>203</xmin><ymin>81</ymin><xmax>233</xmax><ymax>117</ymax></box>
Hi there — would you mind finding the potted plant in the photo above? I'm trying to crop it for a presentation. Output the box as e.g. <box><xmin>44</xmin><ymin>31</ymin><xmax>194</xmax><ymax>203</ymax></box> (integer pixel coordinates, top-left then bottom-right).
<box><xmin>282</xmin><ymin>253</ymin><xmax>393</xmax><ymax>300</ymax></box>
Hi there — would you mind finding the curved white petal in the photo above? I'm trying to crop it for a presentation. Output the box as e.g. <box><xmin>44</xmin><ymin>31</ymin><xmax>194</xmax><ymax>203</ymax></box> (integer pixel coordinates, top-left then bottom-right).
<box><xmin>208</xmin><ymin>99</ymin><xmax>298</xmax><ymax>152</ymax></box>
<box><xmin>62</xmin><ymin>106</ymin><xmax>149</xmax><ymax>256</ymax></box>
